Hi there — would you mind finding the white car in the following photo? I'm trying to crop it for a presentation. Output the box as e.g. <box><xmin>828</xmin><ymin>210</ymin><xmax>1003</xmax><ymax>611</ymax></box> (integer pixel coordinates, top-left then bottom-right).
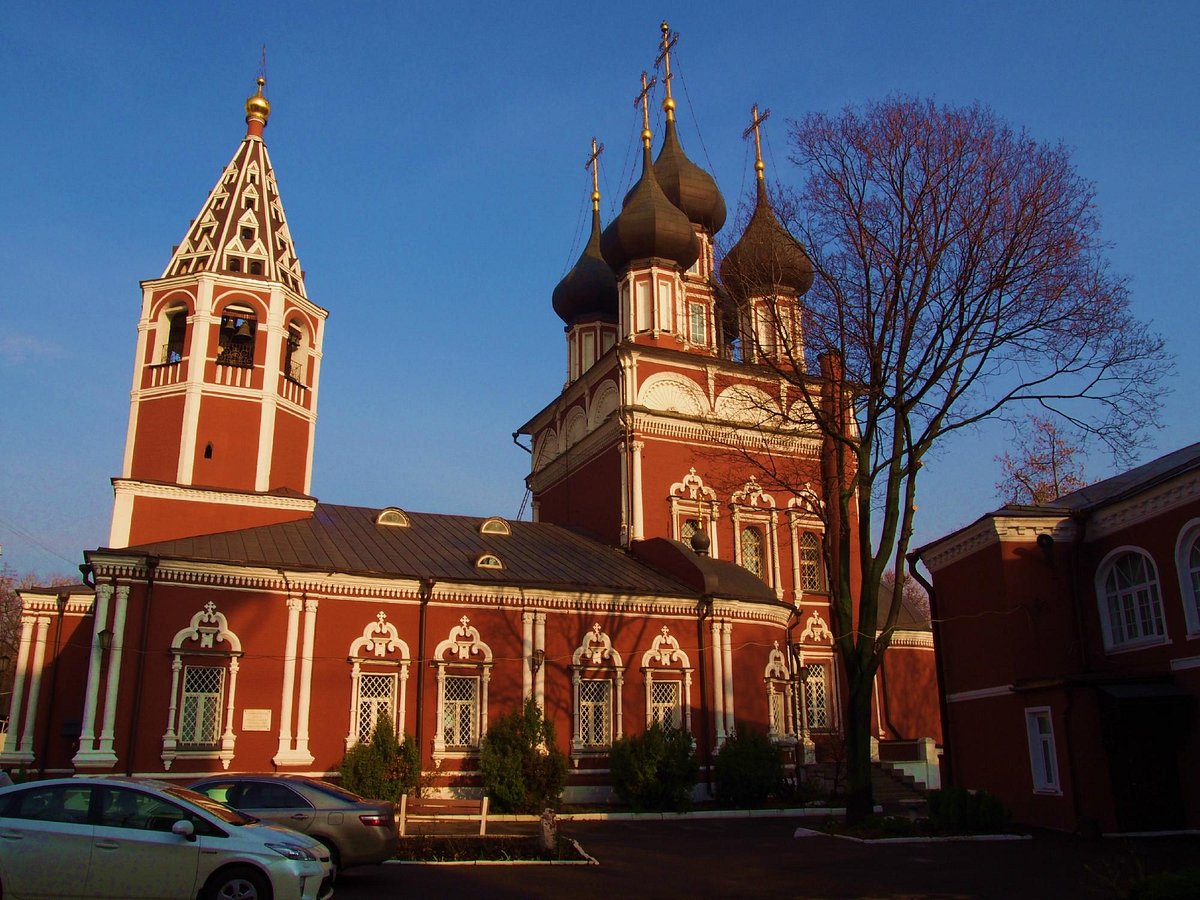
<box><xmin>0</xmin><ymin>777</ymin><xmax>333</xmax><ymax>899</ymax></box>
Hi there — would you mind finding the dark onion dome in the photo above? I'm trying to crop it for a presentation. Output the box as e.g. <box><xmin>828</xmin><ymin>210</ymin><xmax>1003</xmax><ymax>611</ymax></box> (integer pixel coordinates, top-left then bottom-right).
<box><xmin>719</xmin><ymin>178</ymin><xmax>814</xmax><ymax>297</ymax></box>
<box><xmin>654</xmin><ymin>116</ymin><xmax>727</xmax><ymax>233</ymax></box>
<box><xmin>553</xmin><ymin>203</ymin><xmax>618</xmax><ymax>324</ymax></box>
<box><xmin>601</xmin><ymin>141</ymin><xmax>700</xmax><ymax>273</ymax></box>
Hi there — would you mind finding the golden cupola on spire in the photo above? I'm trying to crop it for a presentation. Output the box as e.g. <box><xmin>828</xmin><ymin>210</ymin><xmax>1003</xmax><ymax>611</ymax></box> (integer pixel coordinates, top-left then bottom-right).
<box><xmin>720</xmin><ymin>104</ymin><xmax>813</xmax><ymax>298</ymax></box>
<box><xmin>554</xmin><ymin>140</ymin><xmax>619</xmax><ymax>324</ymax></box>
<box><xmin>601</xmin><ymin>72</ymin><xmax>699</xmax><ymax>274</ymax></box>
<box><xmin>245</xmin><ymin>77</ymin><xmax>271</xmax><ymax>128</ymax></box>
<box><xmin>652</xmin><ymin>22</ymin><xmax>726</xmax><ymax>234</ymax></box>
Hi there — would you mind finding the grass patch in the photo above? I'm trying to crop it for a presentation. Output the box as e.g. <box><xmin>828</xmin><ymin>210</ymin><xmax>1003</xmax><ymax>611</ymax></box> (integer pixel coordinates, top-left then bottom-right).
<box><xmin>395</xmin><ymin>834</ymin><xmax>585</xmax><ymax>862</ymax></box>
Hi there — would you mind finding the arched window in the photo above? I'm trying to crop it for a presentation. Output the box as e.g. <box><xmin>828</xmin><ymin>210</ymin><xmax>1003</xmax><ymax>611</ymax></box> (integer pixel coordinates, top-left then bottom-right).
<box><xmin>570</xmin><ymin>624</ymin><xmax>624</xmax><ymax>755</ymax></box>
<box><xmin>216</xmin><ymin>306</ymin><xmax>257</xmax><ymax>368</ymax></box>
<box><xmin>345</xmin><ymin>612</ymin><xmax>410</xmax><ymax>750</ymax></box>
<box><xmin>283</xmin><ymin>319</ymin><xmax>307</xmax><ymax>384</ymax></box>
<box><xmin>741</xmin><ymin>526</ymin><xmax>764</xmax><ymax>578</ymax></box>
<box><xmin>1175</xmin><ymin>521</ymin><xmax>1200</xmax><ymax>636</ymax></box>
<box><xmin>641</xmin><ymin>626</ymin><xmax>691</xmax><ymax>732</ymax></box>
<box><xmin>1096</xmin><ymin>549</ymin><xmax>1167</xmax><ymax>650</ymax></box>
<box><xmin>162</xmin><ymin>305</ymin><xmax>188</xmax><ymax>364</ymax></box>
<box><xmin>162</xmin><ymin>602</ymin><xmax>242</xmax><ymax>771</ymax></box>
<box><xmin>432</xmin><ymin>617</ymin><xmax>492</xmax><ymax>757</ymax></box>
<box><xmin>799</xmin><ymin>532</ymin><xmax>825</xmax><ymax>592</ymax></box>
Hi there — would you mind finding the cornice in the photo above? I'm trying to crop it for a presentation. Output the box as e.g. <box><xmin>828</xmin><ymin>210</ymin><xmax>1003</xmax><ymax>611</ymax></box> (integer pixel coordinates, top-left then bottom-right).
<box><xmin>111</xmin><ymin>479</ymin><xmax>317</xmax><ymax>513</ymax></box>
<box><xmin>1085</xmin><ymin>470</ymin><xmax>1200</xmax><ymax>540</ymax></box>
<box><xmin>918</xmin><ymin>515</ymin><xmax>1074</xmax><ymax>572</ymax></box>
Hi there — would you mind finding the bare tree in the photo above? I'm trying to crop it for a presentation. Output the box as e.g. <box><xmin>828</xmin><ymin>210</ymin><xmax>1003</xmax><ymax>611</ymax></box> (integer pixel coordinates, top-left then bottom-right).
<box><xmin>995</xmin><ymin>415</ymin><xmax>1089</xmax><ymax>504</ymax></box>
<box><xmin>723</xmin><ymin>96</ymin><xmax>1170</xmax><ymax>818</ymax></box>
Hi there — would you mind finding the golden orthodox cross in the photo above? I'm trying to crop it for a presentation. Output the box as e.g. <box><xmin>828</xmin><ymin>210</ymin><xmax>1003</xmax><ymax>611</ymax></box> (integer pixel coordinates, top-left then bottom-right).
<box><xmin>743</xmin><ymin>104</ymin><xmax>772</xmax><ymax>179</ymax></box>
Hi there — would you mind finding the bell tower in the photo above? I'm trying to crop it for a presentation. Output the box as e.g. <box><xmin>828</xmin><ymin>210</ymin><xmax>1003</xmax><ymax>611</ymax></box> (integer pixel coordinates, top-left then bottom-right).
<box><xmin>110</xmin><ymin>79</ymin><xmax>327</xmax><ymax>547</ymax></box>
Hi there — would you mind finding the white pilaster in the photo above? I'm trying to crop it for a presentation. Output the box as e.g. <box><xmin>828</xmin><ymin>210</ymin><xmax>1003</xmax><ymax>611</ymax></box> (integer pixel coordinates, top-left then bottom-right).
<box><xmin>522</xmin><ymin>611</ymin><xmax>534</xmax><ymax>700</ymax></box>
<box><xmin>711</xmin><ymin>619</ymin><xmax>725</xmax><ymax>745</ymax></box>
<box><xmin>631</xmin><ymin>440</ymin><xmax>645</xmax><ymax>541</ymax></box>
<box><xmin>17</xmin><ymin>617</ymin><xmax>50</xmax><ymax>757</ymax></box>
<box><xmin>77</xmin><ymin>584</ymin><xmax>113</xmax><ymax>755</ymax></box>
<box><xmin>722</xmin><ymin>623</ymin><xmax>735</xmax><ymax>737</ymax></box>
<box><xmin>97</xmin><ymin>586</ymin><xmax>130</xmax><ymax>756</ymax></box>
<box><xmin>535</xmin><ymin>613</ymin><xmax>546</xmax><ymax>707</ymax></box>
<box><xmin>292</xmin><ymin>598</ymin><xmax>317</xmax><ymax>762</ymax></box>
<box><xmin>2</xmin><ymin>615</ymin><xmax>36</xmax><ymax>760</ymax></box>
<box><xmin>273</xmin><ymin>597</ymin><xmax>301</xmax><ymax>764</ymax></box>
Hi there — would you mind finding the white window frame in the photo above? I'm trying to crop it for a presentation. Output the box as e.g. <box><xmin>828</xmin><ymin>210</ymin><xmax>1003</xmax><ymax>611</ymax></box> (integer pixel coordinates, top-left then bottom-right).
<box><xmin>1025</xmin><ymin>706</ymin><xmax>1061</xmax><ymax>794</ymax></box>
<box><xmin>179</xmin><ymin>665</ymin><xmax>225</xmax><ymax>748</ymax></box>
<box><xmin>668</xmin><ymin>468</ymin><xmax>720</xmax><ymax>556</ymax></box>
<box><xmin>571</xmin><ymin>624</ymin><xmax>624</xmax><ymax>755</ymax></box>
<box><xmin>731</xmin><ymin>479</ymin><xmax>782</xmax><ymax>596</ymax></box>
<box><xmin>1095</xmin><ymin>547</ymin><xmax>1168</xmax><ymax>651</ymax></box>
<box><xmin>1175</xmin><ymin>519</ymin><xmax>1200</xmax><ymax>637</ymax></box>
<box><xmin>763</xmin><ymin>642</ymin><xmax>794</xmax><ymax>740</ymax></box>
<box><xmin>688</xmin><ymin>301</ymin><xmax>706</xmax><ymax>346</ymax></box>
<box><xmin>578</xmin><ymin>678</ymin><xmax>613</xmax><ymax>747</ymax></box>
<box><xmin>641</xmin><ymin>626</ymin><xmax>692</xmax><ymax>733</ymax></box>
<box><xmin>345</xmin><ymin>611</ymin><xmax>410</xmax><ymax>750</ymax></box>
<box><xmin>432</xmin><ymin>617</ymin><xmax>492</xmax><ymax>758</ymax></box>
<box><xmin>442</xmin><ymin>675</ymin><xmax>481</xmax><ymax>748</ymax></box>
<box><xmin>800</xmin><ymin>659</ymin><xmax>834</xmax><ymax>732</ymax></box>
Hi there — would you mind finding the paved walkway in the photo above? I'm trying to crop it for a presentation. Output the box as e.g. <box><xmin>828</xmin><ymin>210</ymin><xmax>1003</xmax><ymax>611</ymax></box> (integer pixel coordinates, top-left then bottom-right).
<box><xmin>338</xmin><ymin>816</ymin><xmax>1198</xmax><ymax>899</ymax></box>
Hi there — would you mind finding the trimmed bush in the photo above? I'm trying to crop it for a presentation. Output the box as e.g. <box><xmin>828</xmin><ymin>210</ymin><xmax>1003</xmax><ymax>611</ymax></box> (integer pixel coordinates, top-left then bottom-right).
<box><xmin>926</xmin><ymin>786</ymin><xmax>1010</xmax><ymax>834</ymax></box>
<box><xmin>338</xmin><ymin>718</ymin><xmax>422</xmax><ymax>801</ymax></box>
<box><xmin>610</xmin><ymin>722</ymin><xmax>698</xmax><ymax>812</ymax></box>
<box><xmin>714</xmin><ymin>726</ymin><xmax>784</xmax><ymax>807</ymax></box>
<box><xmin>480</xmin><ymin>698</ymin><xmax>568</xmax><ymax>814</ymax></box>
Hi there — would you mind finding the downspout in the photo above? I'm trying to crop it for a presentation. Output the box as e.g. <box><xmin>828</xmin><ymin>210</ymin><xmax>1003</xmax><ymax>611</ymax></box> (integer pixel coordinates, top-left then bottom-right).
<box><xmin>696</xmin><ymin>595</ymin><xmax>713</xmax><ymax>795</ymax></box>
<box><xmin>415</xmin><ymin>578</ymin><xmax>434</xmax><ymax>766</ymax></box>
<box><xmin>905</xmin><ymin>552</ymin><xmax>952</xmax><ymax>786</ymax></box>
<box><xmin>125</xmin><ymin>556</ymin><xmax>158</xmax><ymax>775</ymax></box>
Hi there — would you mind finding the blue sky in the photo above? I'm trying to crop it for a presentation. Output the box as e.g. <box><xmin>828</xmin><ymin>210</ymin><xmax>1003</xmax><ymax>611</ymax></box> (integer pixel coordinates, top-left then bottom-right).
<box><xmin>1</xmin><ymin>1</ymin><xmax>1197</xmax><ymax>577</ymax></box>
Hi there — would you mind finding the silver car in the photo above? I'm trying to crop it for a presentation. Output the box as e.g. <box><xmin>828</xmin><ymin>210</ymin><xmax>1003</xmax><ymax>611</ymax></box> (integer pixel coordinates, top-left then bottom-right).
<box><xmin>0</xmin><ymin>777</ymin><xmax>332</xmax><ymax>900</ymax></box>
<box><xmin>191</xmin><ymin>775</ymin><xmax>396</xmax><ymax>877</ymax></box>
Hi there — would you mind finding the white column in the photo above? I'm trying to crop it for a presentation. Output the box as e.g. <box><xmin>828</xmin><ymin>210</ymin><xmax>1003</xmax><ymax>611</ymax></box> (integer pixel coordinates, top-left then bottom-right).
<box><xmin>3</xmin><ymin>616</ymin><xmax>36</xmax><ymax>758</ymax></box>
<box><xmin>433</xmin><ymin>665</ymin><xmax>447</xmax><ymax>754</ymax></box>
<box><xmin>255</xmin><ymin>288</ymin><xmax>285</xmax><ymax>492</ymax></box>
<box><xmin>619</xmin><ymin>441</ymin><xmax>630</xmax><ymax>546</ymax></box>
<box><xmin>98</xmin><ymin>585</ymin><xmax>130</xmax><ymax>756</ymax></box>
<box><xmin>273</xmin><ymin>597</ymin><xmax>301</xmax><ymax>763</ymax></box>
<box><xmin>293</xmin><ymin>598</ymin><xmax>318</xmax><ymax>761</ymax></box>
<box><xmin>480</xmin><ymin>667</ymin><xmax>491</xmax><ymax>739</ymax></box>
<box><xmin>710</xmin><ymin>620</ymin><xmax>725</xmax><ymax>745</ymax></box>
<box><xmin>345</xmin><ymin>660</ymin><xmax>361</xmax><ymax>749</ymax></box>
<box><xmin>17</xmin><ymin>617</ymin><xmax>50</xmax><ymax>756</ymax></box>
<box><xmin>221</xmin><ymin>657</ymin><xmax>240</xmax><ymax>768</ymax></box>
<box><xmin>521</xmin><ymin>612</ymin><xmax>534</xmax><ymax>701</ymax></box>
<box><xmin>631</xmin><ymin>440</ymin><xmax>645</xmax><ymax>542</ymax></box>
<box><xmin>77</xmin><ymin>584</ymin><xmax>113</xmax><ymax>754</ymax></box>
<box><xmin>769</xmin><ymin>511</ymin><xmax>783</xmax><ymax>599</ymax></box>
<box><xmin>535</xmin><ymin>613</ymin><xmax>546</xmax><ymax>707</ymax></box>
<box><xmin>177</xmin><ymin>278</ymin><xmax>215</xmax><ymax>484</ymax></box>
<box><xmin>722</xmin><ymin>623</ymin><xmax>735</xmax><ymax>737</ymax></box>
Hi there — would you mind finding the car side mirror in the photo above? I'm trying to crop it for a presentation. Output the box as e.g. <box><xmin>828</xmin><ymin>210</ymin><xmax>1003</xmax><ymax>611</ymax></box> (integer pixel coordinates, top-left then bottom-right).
<box><xmin>172</xmin><ymin>819</ymin><xmax>196</xmax><ymax>842</ymax></box>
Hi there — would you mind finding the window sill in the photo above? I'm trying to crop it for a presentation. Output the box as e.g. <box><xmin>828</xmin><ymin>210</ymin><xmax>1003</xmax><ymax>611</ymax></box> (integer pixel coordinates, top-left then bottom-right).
<box><xmin>1103</xmin><ymin>635</ymin><xmax>1170</xmax><ymax>654</ymax></box>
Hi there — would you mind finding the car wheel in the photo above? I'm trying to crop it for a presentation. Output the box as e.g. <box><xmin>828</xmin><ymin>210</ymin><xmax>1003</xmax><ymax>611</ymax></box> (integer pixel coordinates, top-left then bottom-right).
<box><xmin>206</xmin><ymin>866</ymin><xmax>271</xmax><ymax>900</ymax></box>
<box><xmin>315</xmin><ymin>837</ymin><xmax>340</xmax><ymax>883</ymax></box>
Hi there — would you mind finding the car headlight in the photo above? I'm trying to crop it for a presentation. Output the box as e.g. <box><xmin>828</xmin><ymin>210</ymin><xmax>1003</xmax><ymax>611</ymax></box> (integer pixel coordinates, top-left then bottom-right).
<box><xmin>266</xmin><ymin>842</ymin><xmax>317</xmax><ymax>861</ymax></box>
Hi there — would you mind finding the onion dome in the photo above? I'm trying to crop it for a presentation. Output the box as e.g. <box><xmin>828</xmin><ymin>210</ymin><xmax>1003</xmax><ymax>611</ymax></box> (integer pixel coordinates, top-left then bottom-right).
<box><xmin>244</xmin><ymin>77</ymin><xmax>271</xmax><ymax>127</ymax></box>
<box><xmin>720</xmin><ymin>174</ymin><xmax>814</xmax><ymax>297</ymax></box>
<box><xmin>654</xmin><ymin>114</ymin><xmax>726</xmax><ymax>233</ymax></box>
<box><xmin>601</xmin><ymin>125</ymin><xmax>699</xmax><ymax>272</ymax></box>
<box><xmin>553</xmin><ymin>195</ymin><xmax>618</xmax><ymax>324</ymax></box>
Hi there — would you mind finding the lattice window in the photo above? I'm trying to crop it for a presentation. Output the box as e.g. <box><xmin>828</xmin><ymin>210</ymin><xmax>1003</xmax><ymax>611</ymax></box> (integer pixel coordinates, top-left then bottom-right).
<box><xmin>803</xmin><ymin>665</ymin><xmax>830</xmax><ymax>731</ymax></box>
<box><xmin>443</xmin><ymin>676</ymin><xmax>479</xmax><ymax>747</ymax></box>
<box><xmin>1099</xmin><ymin>550</ymin><xmax>1165</xmax><ymax>648</ymax></box>
<box><xmin>579</xmin><ymin>679</ymin><xmax>612</xmax><ymax>747</ymax></box>
<box><xmin>356</xmin><ymin>673</ymin><xmax>396</xmax><ymax>744</ymax></box>
<box><xmin>741</xmin><ymin>526</ymin><xmax>764</xmax><ymax>578</ymax></box>
<box><xmin>180</xmin><ymin>666</ymin><xmax>224</xmax><ymax>747</ymax></box>
<box><xmin>800</xmin><ymin>532</ymin><xmax>824</xmax><ymax>591</ymax></box>
<box><xmin>650</xmin><ymin>681</ymin><xmax>681</xmax><ymax>729</ymax></box>
<box><xmin>768</xmin><ymin>685</ymin><xmax>788</xmax><ymax>736</ymax></box>
<box><xmin>680</xmin><ymin>519</ymin><xmax>699</xmax><ymax>543</ymax></box>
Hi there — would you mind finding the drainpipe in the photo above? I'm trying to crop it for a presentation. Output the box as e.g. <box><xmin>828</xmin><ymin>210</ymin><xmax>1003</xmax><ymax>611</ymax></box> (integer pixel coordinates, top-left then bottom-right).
<box><xmin>125</xmin><ymin>556</ymin><xmax>158</xmax><ymax>775</ymax></box>
<box><xmin>415</xmin><ymin>578</ymin><xmax>434</xmax><ymax>766</ymax></box>
<box><xmin>905</xmin><ymin>552</ymin><xmax>952</xmax><ymax>787</ymax></box>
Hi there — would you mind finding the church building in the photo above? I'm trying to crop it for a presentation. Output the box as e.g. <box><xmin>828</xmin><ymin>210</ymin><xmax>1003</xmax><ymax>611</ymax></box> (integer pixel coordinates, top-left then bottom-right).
<box><xmin>6</xmin><ymin>28</ymin><xmax>938</xmax><ymax>799</ymax></box>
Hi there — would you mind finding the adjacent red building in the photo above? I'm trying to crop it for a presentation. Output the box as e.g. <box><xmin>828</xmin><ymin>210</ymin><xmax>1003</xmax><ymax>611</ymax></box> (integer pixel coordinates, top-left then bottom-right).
<box><xmin>7</xmin><ymin>45</ymin><xmax>939</xmax><ymax>799</ymax></box>
<box><xmin>914</xmin><ymin>444</ymin><xmax>1200</xmax><ymax>832</ymax></box>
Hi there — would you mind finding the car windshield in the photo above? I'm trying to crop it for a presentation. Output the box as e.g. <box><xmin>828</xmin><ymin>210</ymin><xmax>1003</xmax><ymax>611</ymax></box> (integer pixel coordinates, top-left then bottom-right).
<box><xmin>163</xmin><ymin>784</ymin><xmax>256</xmax><ymax>825</ymax></box>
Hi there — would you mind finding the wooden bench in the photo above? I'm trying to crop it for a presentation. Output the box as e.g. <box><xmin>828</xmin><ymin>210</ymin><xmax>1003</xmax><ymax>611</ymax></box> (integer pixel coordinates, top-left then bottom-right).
<box><xmin>398</xmin><ymin>795</ymin><xmax>489</xmax><ymax>836</ymax></box>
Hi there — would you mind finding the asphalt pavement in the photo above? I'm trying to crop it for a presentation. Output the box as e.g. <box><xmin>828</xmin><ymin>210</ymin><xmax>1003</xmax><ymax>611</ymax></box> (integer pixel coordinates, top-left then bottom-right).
<box><xmin>334</xmin><ymin>816</ymin><xmax>1199</xmax><ymax>899</ymax></box>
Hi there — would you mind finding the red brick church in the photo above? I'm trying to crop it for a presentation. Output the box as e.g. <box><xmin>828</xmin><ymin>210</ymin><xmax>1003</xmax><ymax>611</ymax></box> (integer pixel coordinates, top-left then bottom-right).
<box><xmin>6</xmin><ymin>34</ymin><xmax>939</xmax><ymax>799</ymax></box>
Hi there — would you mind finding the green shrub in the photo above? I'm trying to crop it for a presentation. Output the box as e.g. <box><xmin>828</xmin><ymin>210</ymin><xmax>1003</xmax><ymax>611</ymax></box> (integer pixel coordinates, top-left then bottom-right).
<box><xmin>480</xmin><ymin>698</ymin><xmax>568</xmax><ymax>814</ymax></box>
<box><xmin>926</xmin><ymin>786</ymin><xmax>1010</xmax><ymax>834</ymax></box>
<box><xmin>714</xmin><ymin>726</ymin><xmax>783</xmax><ymax>807</ymax></box>
<box><xmin>1127</xmin><ymin>867</ymin><xmax>1200</xmax><ymax>900</ymax></box>
<box><xmin>610</xmin><ymin>722</ymin><xmax>698</xmax><ymax>811</ymax></box>
<box><xmin>338</xmin><ymin>718</ymin><xmax>422</xmax><ymax>801</ymax></box>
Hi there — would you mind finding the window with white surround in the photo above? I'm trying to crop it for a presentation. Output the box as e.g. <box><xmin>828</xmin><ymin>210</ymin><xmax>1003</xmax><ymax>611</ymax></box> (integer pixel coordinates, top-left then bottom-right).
<box><xmin>741</xmin><ymin>526</ymin><xmax>765</xmax><ymax>578</ymax></box>
<box><xmin>650</xmin><ymin>682</ymin><xmax>682</xmax><ymax>728</ymax></box>
<box><xmin>162</xmin><ymin>602</ymin><xmax>242</xmax><ymax>770</ymax></box>
<box><xmin>345</xmin><ymin>611</ymin><xmax>410</xmax><ymax>750</ymax></box>
<box><xmin>432</xmin><ymin>617</ymin><xmax>492</xmax><ymax>756</ymax></box>
<box><xmin>570</xmin><ymin>624</ymin><xmax>624</xmax><ymax>754</ymax></box>
<box><xmin>668</xmin><ymin>468</ymin><xmax>719</xmax><ymax>554</ymax></box>
<box><xmin>802</xmin><ymin>661</ymin><xmax>832</xmax><ymax>731</ymax></box>
<box><xmin>763</xmin><ymin>642</ymin><xmax>794</xmax><ymax>739</ymax></box>
<box><xmin>732</xmin><ymin>477</ymin><xmax>780</xmax><ymax>594</ymax></box>
<box><xmin>641</xmin><ymin>626</ymin><xmax>691</xmax><ymax>732</ymax></box>
<box><xmin>689</xmin><ymin>302</ymin><xmax>706</xmax><ymax>346</ymax></box>
<box><xmin>1096</xmin><ymin>549</ymin><xmax>1167</xmax><ymax>650</ymax></box>
<box><xmin>1025</xmin><ymin>707</ymin><xmax>1060</xmax><ymax>793</ymax></box>
<box><xmin>799</xmin><ymin>532</ymin><xmax>825</xmax><ymax>591</ymax></box>
<box><xmin>1175</xmin><ymin>520</ymin><xmax>1200</xmax><ymax>636</ymax></box>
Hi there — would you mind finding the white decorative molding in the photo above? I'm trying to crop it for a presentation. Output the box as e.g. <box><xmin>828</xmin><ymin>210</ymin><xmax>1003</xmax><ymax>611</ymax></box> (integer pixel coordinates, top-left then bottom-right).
<box><xmin>346</xmin><ymin>612</ymin><xmax>411</xmax><ymax>750</ymax></box>
<box><xmin>732</xmin><ymin>476</ymin><xmax>777</xmax><ymax>509</ymax></box>
<box><xmin>713</xmin><ymin>384</ymin><xmax>781</xmax><ymax>427</ymax></box>
<box><xmin>800</xmin><ymin>611</ymin><xmax>832</xmax><ymax>643</ymax></box>
<box><xmin>431</xmin><ymin>617</ymin><xmax>493</xmax><ymax>756</ymax></box>
<box><xmin>763</xmin><ymin>641</ymin><xmax>789</xmax><ymax>680</ymax></box>
<box><xmin>640</xmin><ymin>626</ymin><xmax>690</xmax><ymax>669</ymax></box>
<box><xmin>918</xmin><ymin>516</ymin><xmax>1073</xmax><ymax>572</ymax></box>
<box><xmin>945</xmin><ymin>684</ymin><xmax>1013</xmax><ymax>703</ymax></box>
<box><xmin>435</xmin><ymin>616</ymin><xmax>494</xmax><ymax>663</ymax></box>
<box><xmin>351</xmin><ymin>612</ymin><xmax>409</xmax><ymax>659</ymax></box>
<box><xmin>669</xmin><ymin>467</ymin><xmax>717</xmax><ymax>501</ymax></box>
<box><xmin>111</xmin><ymin>478</ymin><xmax>316</xmax><ymax>512</ymax></box>
<box><xmin>572</xmin><ymin>623</ymin><xmax>623</xmax><ymax>667</ymax></box>
<box><xmin>637</xmin><ymin>373</ymin><xmax>708</xmax><ymax>416</ymax></box>
<box><xmin>1087</xmin><ymin>471</ymin><xmax>1200</xmax><ymax>540</ymax></box>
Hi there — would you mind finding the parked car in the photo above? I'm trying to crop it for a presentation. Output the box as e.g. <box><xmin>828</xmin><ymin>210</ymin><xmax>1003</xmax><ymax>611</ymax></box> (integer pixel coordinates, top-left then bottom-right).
<box><xmin>0</xmin><ymin>776</ymin><xmax>332</xmax><ymax>900</ymax></box>
<box><xmin>190</xmin><ymin>774</ymin><xmax>396</xmax><ymax>876</ymax></box>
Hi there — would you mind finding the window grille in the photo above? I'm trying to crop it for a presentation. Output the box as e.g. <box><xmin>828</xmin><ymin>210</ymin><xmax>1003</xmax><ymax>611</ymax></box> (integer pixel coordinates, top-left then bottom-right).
<box><xmin>800</xmin><ymin>532</ymin><xmax>824</xmax><ymax>591</ymax></box>
<box><xmin>650</xmin><ymin>681</ymin><xmax>681</xmax><ymax>729</ymax></box>
<box><xmin>180</xmin><ymin>666</ymin><xmax>224</xmax><ymax>747</ymax></box>
<box><xmin>768</xmin><ymin>685</ymin><xmax>787</xmax><ymax>736</ymax></box>
<box><xmin>356</xmin><ymin>673</ymin><xmax>395</xmax><ymax>744</ymax></box>
<box><xmin>741</xmin><ymin>527</ymin><xmax>764</xmax><ymax>578</ymax></box>
<box><xmin>1187</xmin><ymin>535</ymin><xmax>1200</xmax><ymax>632</ymax></box>
<box><xmin>443</xmin><ymin>675</ymin><xmax>479</xmax><ymax>747</ymax></box>
<box><xmin>804</xmin><ymin>666</ymin><xmax>830</xmax><ymax>730</ymax></box>
<box><xmin>579</xmin><ymin>679</ymin><xmax>612</xmax><ymax>747</ymax></box>
<box><xmin>680</xmin><ymin>519</ymin><xmax>699</xmax><ymax>543</ymax></box>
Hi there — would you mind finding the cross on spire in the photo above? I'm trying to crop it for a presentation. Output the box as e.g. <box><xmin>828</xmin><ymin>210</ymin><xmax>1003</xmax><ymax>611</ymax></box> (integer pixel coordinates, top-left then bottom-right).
<box><xmin>585</xmin><ymin>137</ymin><xmax>604</xmax><ymax>210</ymax></box>
<box><xmin>656</xmin><ymin>21</ymin><xmax>678</xmax><ymax>118</ymax></box>
<box><xmin>634</xmin><ymin>71</ymin><xmax>657</xmax><ymax>147</ymax></box>
<box><xmin>743</xmin><ymin>103</ymin><xmax>771</xmax><ymax>181</ymax></box>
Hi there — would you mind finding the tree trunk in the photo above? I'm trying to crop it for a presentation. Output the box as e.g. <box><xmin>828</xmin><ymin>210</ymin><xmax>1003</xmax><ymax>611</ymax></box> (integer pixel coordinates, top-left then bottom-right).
<box><xmin>843</xmin><ymin>670</ymin><xmax>875</xmax><ymax>822</ymax></box>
